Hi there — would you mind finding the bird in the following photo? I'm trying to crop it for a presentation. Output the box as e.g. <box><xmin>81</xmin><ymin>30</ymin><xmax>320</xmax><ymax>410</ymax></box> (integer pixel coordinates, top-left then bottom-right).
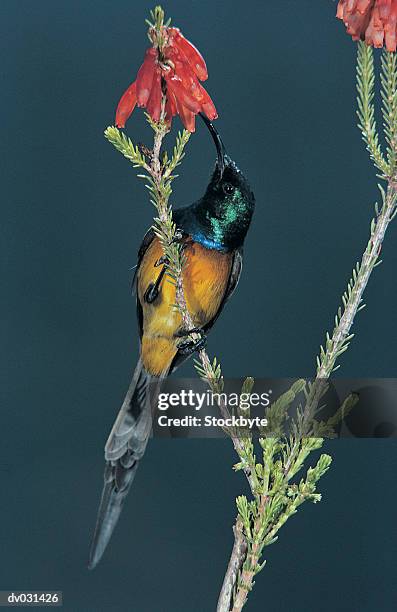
<box><xmin>88</xmin><ymin>114</ymin><xmax>255</xmax><ymax>569</ymax></box>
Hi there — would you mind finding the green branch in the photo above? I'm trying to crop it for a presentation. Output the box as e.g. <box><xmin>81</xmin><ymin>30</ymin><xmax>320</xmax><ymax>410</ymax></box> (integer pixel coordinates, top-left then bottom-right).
<box><xmin>164</xmin><ymin>130</ymin><xmax>191</xmax><ymax>178</ymax></box>
<box><xmin>316</xmin><ymin>183</ymin><xmax>396</xmax><ymax>381</ymax></box>
<box><xmin>219</xmin><ymin>42</ymin><xmax>397</xmax><ymax>612</ymax></box>
<box><xmin>381</xmin><ymin>49</ymin><xmax>397</xmax><ymax>172</ymax></box>
<box><xmin>356</xmin><ymin>42</ymin><xmax>389</xmax><ymax>177</ymax></box>
<box><xmin>104</xmin><ymin>126</ymin><xmax>149</xmax><ymax>170</ymax></box>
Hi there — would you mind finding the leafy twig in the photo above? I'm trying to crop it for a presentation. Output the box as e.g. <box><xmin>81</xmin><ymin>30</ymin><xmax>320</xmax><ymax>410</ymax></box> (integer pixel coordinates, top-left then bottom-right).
<box><xmin>218</xmin><ymin>43</ymin><xmax>397</xmax><ymax>612</ymax></box>
<box><xmin>357</xmin><ymin>42</ymin><xmax>389</xmax><ymax>177</ymax></box>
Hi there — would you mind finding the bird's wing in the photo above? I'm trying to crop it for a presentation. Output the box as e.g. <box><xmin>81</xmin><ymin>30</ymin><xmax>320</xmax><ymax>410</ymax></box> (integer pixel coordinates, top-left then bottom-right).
<box><xmin>169</xmin><ymin>247</ymin><xmax>243</xmax><ymax>373</ymax></box>
<box><xmin>132</xmin><ymin>227</ymin><xmax>156</xmax><ymax>338</ymax></box>
<box><xmin>131</xmin><ymin>226</ymin><xmax>156</xmax><ymax>292</ymax></box>
<box><xmin>202</xmin><ymin>246</ymin><xmax>243</xmax><ymax>334</ymax></box>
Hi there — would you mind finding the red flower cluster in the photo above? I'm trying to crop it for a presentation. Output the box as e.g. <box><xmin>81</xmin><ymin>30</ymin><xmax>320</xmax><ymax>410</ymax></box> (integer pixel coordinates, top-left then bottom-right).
<box><xmin>337</xmin><ymin>0</ymin><xmax>397</xmax><ymax>51</ymax></box>
<box><xmin>115</xmin><ymin>27</ymin><xmax>217</xmax><ymax>132</ymax></box>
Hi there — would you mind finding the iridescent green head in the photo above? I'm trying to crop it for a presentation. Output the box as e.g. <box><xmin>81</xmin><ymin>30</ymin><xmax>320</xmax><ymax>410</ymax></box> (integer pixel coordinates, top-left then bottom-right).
<box><xmin>191</xmin><ymin>117</ymin><xmax>255</xmax><ymax>251</ymax></box>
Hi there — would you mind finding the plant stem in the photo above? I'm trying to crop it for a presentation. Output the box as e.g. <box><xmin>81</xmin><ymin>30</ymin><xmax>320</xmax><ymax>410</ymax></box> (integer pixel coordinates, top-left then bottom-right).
<box><xmin>144</xmin><ymin>107</ymin><xmax>266</xmax><ymax>612</ymax></box>
<box><xmin>222</xmin><ymin>45</ymin><xmax>397</xmax><ymax>611</ymax></box>
<box><xmin>229</xmin><ymin>496</ymin><xmax>268</xmax><ymax>612</ymax></box>
<box><xmin>317</xmin><ymin>184</ymin><xmax>396</xmax><ymax>379</ymax></box>
<box><xmin>148</xmin><ymin>114</ymin><xmax>396</xmax><ymax>612</ymax></box>
<box><xmin>216</xmin><ymin>518</ymin><xmax>247</xmax><ymax>612</ymax></box>
<box><xmin>218</xmin><ymin>182</ymin><xmax>397</xmax><ymax>612</ymax></box>
<box><xmin>145</xmin><ymin>108</ymin><xmax>259</xmax><ymax>501</ymax></box>
<box><xmin>300</xmin><ymin>181</ymin><xmax>396</xmax><ymax>443</ymax></box>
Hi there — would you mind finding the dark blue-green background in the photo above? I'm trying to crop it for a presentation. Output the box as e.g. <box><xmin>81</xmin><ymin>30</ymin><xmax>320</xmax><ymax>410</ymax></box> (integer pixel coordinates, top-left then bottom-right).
<box><xmin>2</xmin><ymin>1</ymin><xmax>397</xmax><ymax>610</ymax></box>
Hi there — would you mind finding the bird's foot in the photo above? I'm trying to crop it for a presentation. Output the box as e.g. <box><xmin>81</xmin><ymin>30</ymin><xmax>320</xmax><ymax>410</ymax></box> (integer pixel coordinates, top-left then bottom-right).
<box><xmin>175</xmin><ymin>327</ymin><xmax>203</xmax><ymax>338</ymax></box>
<box><xmin>171</xmin><ymin>229</ymin><xmax>184</xmax><ymax>244</ymax></box>
<box><xmin>175</xmin><ymin>327</ymin><xmax>207</xmax><ymax>355</ymax></box>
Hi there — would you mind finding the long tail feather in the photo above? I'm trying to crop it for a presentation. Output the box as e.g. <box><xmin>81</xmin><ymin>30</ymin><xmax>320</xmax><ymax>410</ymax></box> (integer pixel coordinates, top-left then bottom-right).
<box><xmin>88</xmin><ymin>359</ymin><xmax>153</xmax><ymax>569</ymax></box>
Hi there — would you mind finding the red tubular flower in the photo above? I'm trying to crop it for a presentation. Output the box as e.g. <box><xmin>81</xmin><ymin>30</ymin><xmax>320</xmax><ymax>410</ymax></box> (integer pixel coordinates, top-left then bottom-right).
<box><xmin>163</xmin><ymin>74</ymin><xmax>201</xmax><ymax>114</ymax></box>
<box><xmin>196</xmin><ymin>84</ymin><xmax>217</xmax><ymax>121</ymax></box>
<box><xmin>135</xmin><ymin>48</ymin><xmax>157</xmax><ymax>107</ymax></box>
<box><xmin>165</xmin><ymin>91</ymin><xmax>177</xmax><ymax>121</ymax></box>
<box><xmin>337</xmin><ymin>0</ymin><xmax>397</xmax><ymax>51</ymax></box>
<box><xmin>174</xmin><ymin>95</ymin><xmax>196</xmax><ymax>132</ymax></box>
<box><xmin>115</xmin><ymin>25</ymin><xmax>217</xmax><ymax>132</ymax></box>
<box><xmin>146</xmin><ymin>70</ymin><xmax>162</xmax><ymax>123</ymax></box>
<box><xmin>167</xmin><ymin>27</ymin><xmax>208</xmax><ymax>81</ymax></box>
<box><xmin>115</xmin><ymin>81</ymin><xmax>137</xmax><ymax>129</ymax></box>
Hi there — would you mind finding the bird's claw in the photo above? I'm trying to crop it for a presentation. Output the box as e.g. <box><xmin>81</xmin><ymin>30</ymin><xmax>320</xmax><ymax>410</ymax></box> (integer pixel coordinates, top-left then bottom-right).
<box><xmin>176</xmin><ymin>327</ymin><xmax>207</xmax><ymax>355</ymax></box>
<box><xmin>175</xmin><ymin>327</ymin><xmax>203</xmax><ymax>338</ymax></box>
<box><xmin>171</xmin><ymin>229</ymin><xmax>184</xmax><ymax>244</ymax></box>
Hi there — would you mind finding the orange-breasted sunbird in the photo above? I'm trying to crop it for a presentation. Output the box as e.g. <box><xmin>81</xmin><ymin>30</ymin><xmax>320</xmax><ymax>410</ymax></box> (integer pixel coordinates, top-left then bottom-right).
<box><xmin>88</xmin><ymin>116</ymin><xmax>255</xmax><ymax>568</ymax></box>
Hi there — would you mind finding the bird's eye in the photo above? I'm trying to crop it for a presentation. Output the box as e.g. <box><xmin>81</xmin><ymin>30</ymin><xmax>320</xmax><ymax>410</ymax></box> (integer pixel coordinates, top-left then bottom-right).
<box><xmin>222</xmin><ymin>182</ymin><xmax>234</xmax><ymax>195</ymax></box>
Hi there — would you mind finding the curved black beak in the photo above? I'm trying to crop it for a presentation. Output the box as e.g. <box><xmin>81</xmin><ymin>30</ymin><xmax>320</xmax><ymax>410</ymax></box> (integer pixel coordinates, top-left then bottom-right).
<box><xmin>199</xmin><ymin>112</ymin><xmax>226</xmax><ymax>177</ymax></box>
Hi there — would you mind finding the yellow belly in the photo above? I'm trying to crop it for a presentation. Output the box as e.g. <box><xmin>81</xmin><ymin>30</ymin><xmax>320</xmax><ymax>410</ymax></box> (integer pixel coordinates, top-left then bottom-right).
<box><xmin>137</xmin><ymin>237</ymin><xmax>232</xmax><ymax>376</ymax></box>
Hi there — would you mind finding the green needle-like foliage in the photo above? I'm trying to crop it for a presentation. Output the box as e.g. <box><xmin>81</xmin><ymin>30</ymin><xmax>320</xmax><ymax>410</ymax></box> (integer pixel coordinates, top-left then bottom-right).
<box><xmin>105</xmin><ymin>122</ymin><xmax>191</xmax><ymax>290</ymax></box>
<box><xmin>381</xmin><ymin>49</ymin><xmax>397</xmax><ymax>172</ymax></box>
<box><xmin>357</xmin><ymin>42</ymin><xmax>389</xmax><ymax>176</ymax></box>
<box><xmin>224</xmin><ymin>42</ymin><xmax>397</xmax><ymax>612</ymax></box>
<box><xmin>104</xmin><ymin>126</ymin><xmax>148</xmax><ymax>168</ymax></box>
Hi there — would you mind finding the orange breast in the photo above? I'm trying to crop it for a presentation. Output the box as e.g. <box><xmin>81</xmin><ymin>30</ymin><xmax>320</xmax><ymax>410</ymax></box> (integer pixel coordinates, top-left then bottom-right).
<box><xmin>137</xmin><ymin>237</ymin><xmax>232</xmax><ymax>376</ymax></box>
